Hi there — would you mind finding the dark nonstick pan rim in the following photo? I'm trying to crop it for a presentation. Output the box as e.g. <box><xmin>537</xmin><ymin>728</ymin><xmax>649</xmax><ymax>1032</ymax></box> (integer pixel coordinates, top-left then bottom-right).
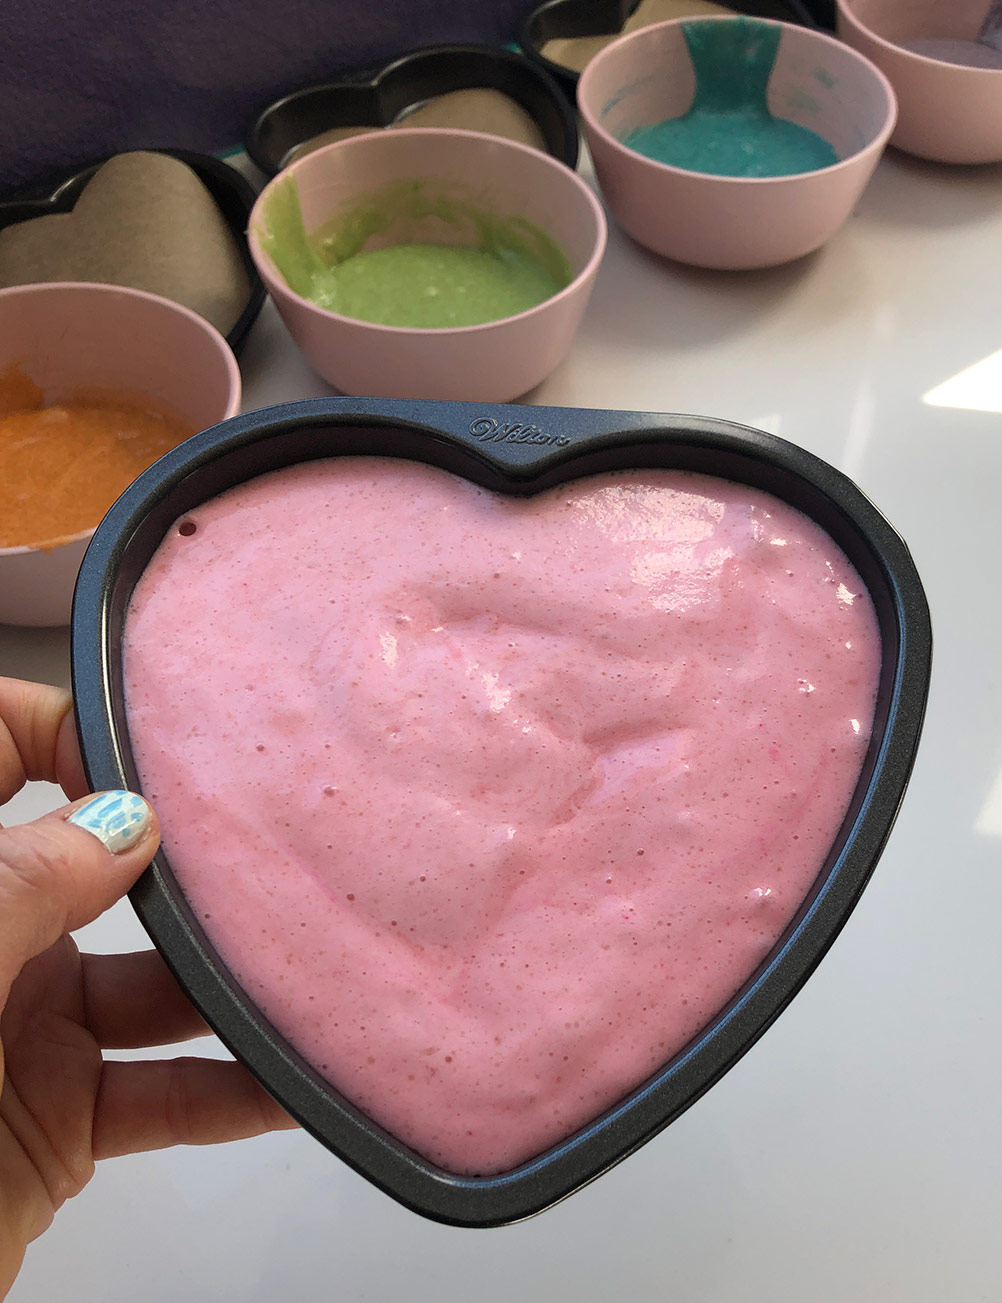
<box><xmin>71</xmin><ymin>397</ymin><xmax>931</xmax><ymax>1227</ymax></box>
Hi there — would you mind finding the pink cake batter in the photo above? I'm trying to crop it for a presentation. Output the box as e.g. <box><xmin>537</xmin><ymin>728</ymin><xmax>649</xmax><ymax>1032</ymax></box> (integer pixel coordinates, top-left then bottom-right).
<box><xmin>123</xmin><ymin>456</ymin><xmax>881</xmax><ymax>1175</ymax></box>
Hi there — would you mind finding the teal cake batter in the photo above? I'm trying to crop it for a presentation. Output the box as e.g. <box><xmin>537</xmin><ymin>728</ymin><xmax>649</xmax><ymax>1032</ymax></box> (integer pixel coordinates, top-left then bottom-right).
<box><xmin>623</xmin><ymin>18</ymin><xmax>838</xmax><ymax>178</ymax></box>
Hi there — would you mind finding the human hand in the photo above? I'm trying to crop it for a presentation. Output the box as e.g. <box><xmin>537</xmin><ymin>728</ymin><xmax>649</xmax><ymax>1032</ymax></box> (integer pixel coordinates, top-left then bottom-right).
<box><xmin>0</xmin><ymin>677</ymin><xmax>296</xmax><ymax>1297</ymax></box>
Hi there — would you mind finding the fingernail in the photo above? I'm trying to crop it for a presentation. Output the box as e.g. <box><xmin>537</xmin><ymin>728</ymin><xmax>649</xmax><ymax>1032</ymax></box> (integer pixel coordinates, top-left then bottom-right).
<box><xmin>67</xmin><ymin>791</ymin><xmax>153</xmax><ymax>854</ymax></box>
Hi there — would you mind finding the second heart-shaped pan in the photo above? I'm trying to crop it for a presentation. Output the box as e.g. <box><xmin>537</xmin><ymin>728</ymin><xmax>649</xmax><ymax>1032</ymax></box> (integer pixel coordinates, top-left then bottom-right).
<box><xmin>0</xmin><ymin>149</ymin><xmax>265</xmax><ymax>356</ymax></box>
<box><xmin>71</xmin><ymin>398</ymin><xmax>930</xmax><ymax>1227</ymax></box>
<box><xmin>245</xmin><ymin>44</ymin><xmax>579</xmax><ymax>176</ymax></box>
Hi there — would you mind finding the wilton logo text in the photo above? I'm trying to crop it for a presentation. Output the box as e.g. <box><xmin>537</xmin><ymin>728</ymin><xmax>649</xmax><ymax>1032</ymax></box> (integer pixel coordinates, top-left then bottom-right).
<box><xmin>469</xmin><ymin>417</ymin><xmax>570</xmax><ymax>447</ymax></box>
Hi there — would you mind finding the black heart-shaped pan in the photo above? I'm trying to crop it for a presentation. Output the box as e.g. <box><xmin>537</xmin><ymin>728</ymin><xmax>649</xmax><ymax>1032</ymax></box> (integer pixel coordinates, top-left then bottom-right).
<box><xmin>0</xmin><ymin>149</ymin><xmax>266</xmax><ymax>356</ymax></box>
<box><xmin>245</xmin><ymin>44</ymin><xmax>578</xmax><ymax>176</ymax></box>
<box><xmin>71</xmin><ymin>398</ymin><xmax>930</xmax><ymax>1227</ymax></box>
<box><xmin>519</xmin><ymin>0</ymin><xmax>825</xmax><ymax>94</ymax></box>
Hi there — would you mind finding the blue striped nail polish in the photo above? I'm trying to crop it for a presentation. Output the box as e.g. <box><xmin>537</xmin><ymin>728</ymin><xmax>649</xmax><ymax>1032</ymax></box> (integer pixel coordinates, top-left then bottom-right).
<box><xmin>68</xmin><ymin>791</ymin><xmax>152</xmax><ymax>854</ymax></box>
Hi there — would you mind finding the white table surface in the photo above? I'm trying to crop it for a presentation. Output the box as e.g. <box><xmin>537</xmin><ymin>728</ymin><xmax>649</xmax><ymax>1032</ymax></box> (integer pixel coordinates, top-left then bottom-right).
<box><xmin>4</xmin><ymin>146</ymin><xmax>1002</xmax><ymax>1302</ymax></box>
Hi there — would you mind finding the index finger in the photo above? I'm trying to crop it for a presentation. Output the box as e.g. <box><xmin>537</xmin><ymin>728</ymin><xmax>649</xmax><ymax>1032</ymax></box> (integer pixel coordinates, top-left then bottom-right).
<box><xmin>0</xmin><ymin>676</ymin><xmax>88</xmax><ymax>806</ymax></box>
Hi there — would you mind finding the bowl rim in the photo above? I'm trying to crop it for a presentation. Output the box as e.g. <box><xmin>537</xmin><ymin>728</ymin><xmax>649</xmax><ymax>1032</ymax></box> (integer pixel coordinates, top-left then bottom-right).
<box><xmin>834</xmin><ymin>0</ymin><xmax>1002</xmax><ymax>76</ymax></box>
<box><xmin>248</xmin><ymin>125</ymin><xmax>608</xmax><ymax>336</ymax></box>
<box><xmin>70</xmin><ymin>396</ymin><xmax>932</xmax><ymax>1228</ymax></box>
<box><xmin>0</xmin><ymin>279</ymin><xmax>242</xmax><ymax>558</ymax></box>
<box><xmin>577</xmin><ymin>13</ymin><xmax>899</xmax><ymax>183</ymax></box>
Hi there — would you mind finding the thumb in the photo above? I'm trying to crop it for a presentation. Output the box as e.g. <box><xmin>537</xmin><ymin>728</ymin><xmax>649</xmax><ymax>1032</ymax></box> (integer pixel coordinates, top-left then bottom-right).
<box><xmin>0</xmin><ymin>791</ymin><xmax>159</xmax><ymax>994</ymax></box>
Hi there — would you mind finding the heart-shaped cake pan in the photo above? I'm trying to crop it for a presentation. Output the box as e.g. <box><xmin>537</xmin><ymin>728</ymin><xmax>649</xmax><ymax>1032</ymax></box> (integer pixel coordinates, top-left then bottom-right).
<box><xmin>519</xmin><ymin>0</ymin><xmax>823</xmax><ymax>92</ymax></box>
<box><xmin>71</xmin><ymin>398</ymin><xmax>930</xmax><ymax>1226</ymax></box>
<box><xmin>0</xmin><ymin>149</ymin><xmax>265</xmax><ymax>355</ymax></box>
<box><xmin>245</xmin><ymin>44</ymin><xmax>579</xmax><ymax>176</ymax></box>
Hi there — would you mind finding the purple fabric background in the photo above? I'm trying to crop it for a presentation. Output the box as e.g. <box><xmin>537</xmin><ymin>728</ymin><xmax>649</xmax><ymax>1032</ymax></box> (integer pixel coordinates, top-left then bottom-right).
<box><xmin>2</xmin><ymin>1</ymin><xmax>537</xmax><ymax>193</ymax></box>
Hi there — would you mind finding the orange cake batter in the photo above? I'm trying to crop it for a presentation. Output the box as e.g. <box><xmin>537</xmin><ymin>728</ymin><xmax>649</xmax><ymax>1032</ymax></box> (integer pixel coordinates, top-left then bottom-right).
<box><xmin>0</xmin><ymin>369</ymin><xmax>193</xmax><ymax>549</ymax></box>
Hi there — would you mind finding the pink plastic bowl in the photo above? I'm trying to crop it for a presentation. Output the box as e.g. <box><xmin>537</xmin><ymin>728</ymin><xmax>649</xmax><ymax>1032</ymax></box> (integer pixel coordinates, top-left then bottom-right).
<box><xmin>0</xmin><ymin>281</ymin><xmax>241</xmax><ymax>627</ymax></box>
<box><xmin>837</xmin><ymin>0</ymin><xmax>1002</xmax><ymax>164</ymax></box>
<box><xmin>248</xmin><ymin>127</ymin><xmax>607</xmax><ymax>402</ymax></box>
<box><xmin>578</xmin><ymin>16</ymin><xmax>897</xmax><ymax>270</ymax></box>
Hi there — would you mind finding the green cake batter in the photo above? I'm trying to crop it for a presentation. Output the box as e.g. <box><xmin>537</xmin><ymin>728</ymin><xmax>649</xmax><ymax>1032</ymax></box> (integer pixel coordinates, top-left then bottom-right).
<box><xmin>624</xmin><ymin>18</ymin><xmax>838</xmax><ymax>178</ymax></box>
<box><xmin>313</xmin><ymin>243</ymin><xmax>565</xmax><ymax>328</ymax></box>
<box><xmin>259</xmin><ymin>175</ymin><xmax>571</xmax><ymax>328</ymax></box>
